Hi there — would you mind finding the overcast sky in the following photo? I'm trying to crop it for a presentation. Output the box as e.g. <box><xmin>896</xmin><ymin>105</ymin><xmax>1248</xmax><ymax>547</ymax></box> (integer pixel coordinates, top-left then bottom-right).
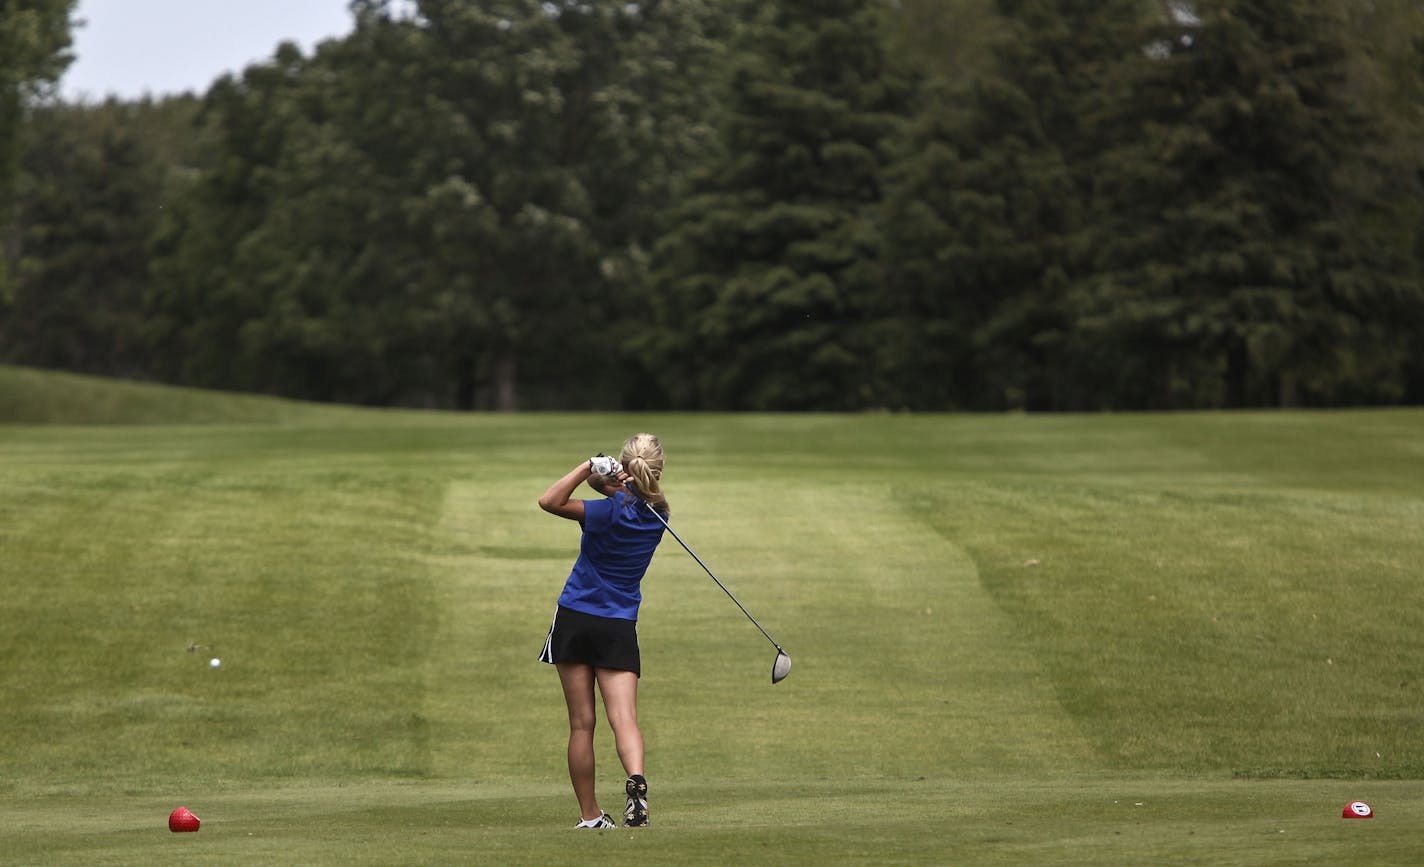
<box><xmin>61</xmin><ymin>0</ymin><xmax>355</xmax><ymax>101</ymax></box>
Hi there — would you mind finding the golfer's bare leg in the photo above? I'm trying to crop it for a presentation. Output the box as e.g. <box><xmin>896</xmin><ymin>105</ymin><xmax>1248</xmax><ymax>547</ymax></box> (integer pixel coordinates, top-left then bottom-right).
<box><xmin>557</xmin><ymin>662</ymin><xmax>601</xmax><ymax>821</ymax></box>
<box><xmin>595</xmin><ymin>668</ymin><xmax>643</xmax><ymax>776</ymax></box>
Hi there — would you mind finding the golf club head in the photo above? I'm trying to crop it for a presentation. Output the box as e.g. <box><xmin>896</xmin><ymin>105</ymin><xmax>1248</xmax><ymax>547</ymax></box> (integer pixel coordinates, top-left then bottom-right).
<box><xmin>772</xmin><ymin>649</ymin><xmax>792</xmax><ymax>684</ymax></box>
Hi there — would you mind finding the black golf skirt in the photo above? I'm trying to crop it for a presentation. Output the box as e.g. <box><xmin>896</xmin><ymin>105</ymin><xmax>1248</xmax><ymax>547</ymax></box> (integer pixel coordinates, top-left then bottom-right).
<box><xmin>539</xmin><ymin>605</ymin><xmax>641</xmax><ymax>676</ymax></box>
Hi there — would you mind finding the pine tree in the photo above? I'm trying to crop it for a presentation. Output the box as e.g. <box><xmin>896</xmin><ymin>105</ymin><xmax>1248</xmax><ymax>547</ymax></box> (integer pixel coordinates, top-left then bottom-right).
<box><xmin>878</xmin><ymin>0</ymin><xmax>1148</xmax><ymax>410</ymax></box>
<box><xmin>1082</xmin><ymin>0</ymin><xmax>1423</xmax><ymax>407</ymax></box>
<box><xmin>647</xmin><ymin>0</ymin><xmax>914</xmax><ymax>410</ymax></box>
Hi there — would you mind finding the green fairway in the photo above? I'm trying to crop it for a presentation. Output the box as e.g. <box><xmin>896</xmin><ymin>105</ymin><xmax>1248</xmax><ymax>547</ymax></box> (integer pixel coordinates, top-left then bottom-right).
<box><xmin>3</xmin><ymin>369</ymin><xmax>1423</xmax><ymax>863</ymax></box>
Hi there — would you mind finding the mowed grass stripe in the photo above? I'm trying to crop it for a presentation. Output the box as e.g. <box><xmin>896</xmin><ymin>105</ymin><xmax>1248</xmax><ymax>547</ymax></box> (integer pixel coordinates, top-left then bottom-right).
<box><xmin>423</xmin><ymin>476</ymin><xmax>1093</xmax><ymax>791</ymax></box>
<box><xmin>421</xmin><ymin>480</ymin><xmax>574</xmax><ymax>780</ymax></box>
<box><xmin>640</xmin><ymin>480</ymin><xmax>1099</xmax><ymax>779</ymax></box>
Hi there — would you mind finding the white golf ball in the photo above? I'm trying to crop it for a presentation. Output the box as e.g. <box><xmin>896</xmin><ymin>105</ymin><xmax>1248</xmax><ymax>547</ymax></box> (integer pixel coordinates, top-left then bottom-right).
<box><xmin>209</xmin><ymin>658</ymin><xmax>221</xmax><ymax>668</ymax></box>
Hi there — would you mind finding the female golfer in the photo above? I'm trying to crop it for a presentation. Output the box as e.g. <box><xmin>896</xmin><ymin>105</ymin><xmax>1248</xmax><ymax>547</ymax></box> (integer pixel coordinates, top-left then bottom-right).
<box><xmin>537</xmin><ymin>433</ymin><xmax>668</xmax><ymax>829</ymax></box>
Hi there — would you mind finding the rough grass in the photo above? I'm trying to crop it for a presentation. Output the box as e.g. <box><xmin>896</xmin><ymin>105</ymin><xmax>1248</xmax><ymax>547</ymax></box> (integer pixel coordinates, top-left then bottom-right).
<box><xmin>2</xmin><ymin>368</ymin><xmax>1423</xmax><ymax>863</ymax></box>
<box><xmin>0</xmin><ymin>364</ymin><xmax>359</xmax><ymax>425</ymax></box>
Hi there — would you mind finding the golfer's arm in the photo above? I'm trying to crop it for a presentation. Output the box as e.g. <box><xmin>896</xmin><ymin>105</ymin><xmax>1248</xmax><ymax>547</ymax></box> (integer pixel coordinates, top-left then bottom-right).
<box><xmin>538</xmin><ymin>463</ymin><xmax>590</xmax><ymax>521</ymax></box>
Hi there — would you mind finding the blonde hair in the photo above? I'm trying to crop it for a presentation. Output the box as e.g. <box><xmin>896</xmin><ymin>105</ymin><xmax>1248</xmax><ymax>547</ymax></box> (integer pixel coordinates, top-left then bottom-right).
<box><xmin>620</xmin><ymin>432</ymin><xmax>668</xmax><ymax>515</ymax></box>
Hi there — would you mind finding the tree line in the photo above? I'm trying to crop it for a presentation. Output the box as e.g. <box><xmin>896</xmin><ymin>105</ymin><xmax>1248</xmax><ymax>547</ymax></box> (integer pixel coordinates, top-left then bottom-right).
<box><xmin>3</xmin><ymin>0</ymin><xmax>1422</xmax><ymax>411</ymax></box>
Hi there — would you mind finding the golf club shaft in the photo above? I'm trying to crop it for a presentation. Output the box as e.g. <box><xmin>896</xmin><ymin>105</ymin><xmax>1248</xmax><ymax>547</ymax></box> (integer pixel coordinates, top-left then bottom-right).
<box><xmin>629</xmin><ymin>483</ymin><xmax>783</xmax><ymax>651</ymax></box>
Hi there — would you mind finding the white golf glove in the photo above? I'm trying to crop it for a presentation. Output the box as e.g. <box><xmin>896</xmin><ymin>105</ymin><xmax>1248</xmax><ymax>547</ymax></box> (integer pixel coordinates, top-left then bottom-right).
<box><xmin>589</xmin><ymin>455</ymin><xmax>623</xmax><ymax>476</ymax></box>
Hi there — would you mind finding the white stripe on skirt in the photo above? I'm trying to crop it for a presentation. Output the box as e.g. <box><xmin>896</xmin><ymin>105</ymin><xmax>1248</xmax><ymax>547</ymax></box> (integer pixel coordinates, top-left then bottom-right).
<box><xmin>538</xmin><ymin>607</ymin><xmax>558</xmax><ymax>663</ymax></box>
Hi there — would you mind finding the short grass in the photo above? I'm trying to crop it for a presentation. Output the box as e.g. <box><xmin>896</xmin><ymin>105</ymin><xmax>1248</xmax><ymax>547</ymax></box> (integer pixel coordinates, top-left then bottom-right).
<box><xmin>2</xmin><ymin>368</ymin><xmax>1423</xmax><ymax>863</ymax></box>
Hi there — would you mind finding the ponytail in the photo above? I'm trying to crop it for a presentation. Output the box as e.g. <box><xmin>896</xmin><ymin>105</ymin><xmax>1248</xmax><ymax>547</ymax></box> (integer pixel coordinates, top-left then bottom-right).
<box><xmin>620</xmin><ymin>432</ymin><xmax>669</xmax><ymax>516</ymax></box>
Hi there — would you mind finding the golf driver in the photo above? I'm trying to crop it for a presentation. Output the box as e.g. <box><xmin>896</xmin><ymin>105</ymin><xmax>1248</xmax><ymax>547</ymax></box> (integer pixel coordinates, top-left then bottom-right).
<box><xmin>626</xmin><ymin>480</ymin><xmax>791</xmax><ymax>684</ymax></box>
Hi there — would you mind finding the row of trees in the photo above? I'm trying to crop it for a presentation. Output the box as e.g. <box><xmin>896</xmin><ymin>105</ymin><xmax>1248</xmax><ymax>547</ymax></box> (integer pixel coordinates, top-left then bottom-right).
<box><xmin>3</xmin><ymin>0</ymin><xmax>1423</xmax><ymax>410</ymax></box>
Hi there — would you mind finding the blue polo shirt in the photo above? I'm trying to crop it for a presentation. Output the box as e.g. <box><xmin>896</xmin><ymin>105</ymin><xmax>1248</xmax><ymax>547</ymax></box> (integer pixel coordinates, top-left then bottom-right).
<box><xmin>556</xmin><ymin>491</ymin><xmax>666</xmax><ymax>620</ymax></box>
